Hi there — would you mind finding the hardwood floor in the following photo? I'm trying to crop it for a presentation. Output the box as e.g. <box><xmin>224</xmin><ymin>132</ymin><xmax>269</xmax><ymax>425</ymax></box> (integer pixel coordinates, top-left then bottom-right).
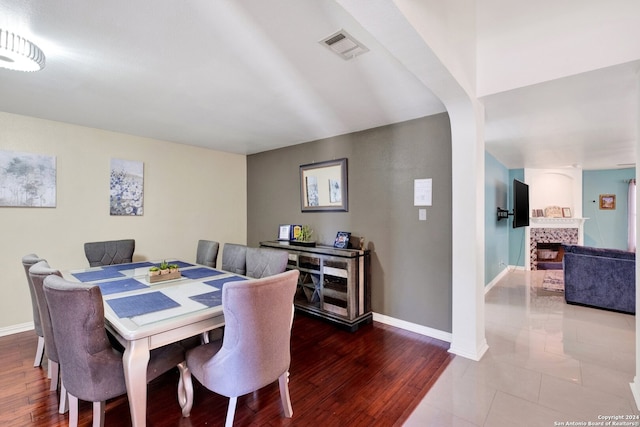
<box><xmin>0</xmin><ymin>314</ymin><xmax>452</xmax><ymax>426</ymax></box>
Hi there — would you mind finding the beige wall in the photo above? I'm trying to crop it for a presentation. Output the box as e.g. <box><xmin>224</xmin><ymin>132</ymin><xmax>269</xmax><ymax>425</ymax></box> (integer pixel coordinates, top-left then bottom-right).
<box><xmin>0</xmin><ymin>112</ymin><xmax>247</xmax><ymax>331</ymax></box>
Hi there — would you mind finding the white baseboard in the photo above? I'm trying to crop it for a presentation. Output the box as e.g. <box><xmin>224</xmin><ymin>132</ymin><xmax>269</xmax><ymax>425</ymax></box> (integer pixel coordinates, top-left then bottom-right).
<box><xmin>372</xmin><ymin>312</ymin><xmax>452</xmax><ymax>343</ymax></box>
<box><xmin>0</xmin><ymin>322</ymin><xmax>34</xmax><ymax>337</ymax></box>
<box><xmin>485</xmin><ymin>265</ymin><xmax>524</xmax><ymax>294</ymax></box>
<box><xmin>631</xmin><ymin>378</ymin><xmax>640</xmax><ymax>411</ymax></box>
<box><xmin>485</xmin><ymin>266</ymin><xmax>510</xmax><ymax>294</ymax></box>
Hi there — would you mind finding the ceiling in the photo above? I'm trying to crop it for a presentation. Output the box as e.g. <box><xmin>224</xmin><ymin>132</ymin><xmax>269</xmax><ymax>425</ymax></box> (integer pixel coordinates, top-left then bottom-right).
<box><xmin>0</xmin><ymin>0</ymin><xmax>637</xmax><ymax>170</ymax></box>
<box><xmin>481</xmin><ymin>61</ymin><xmax>639</xmax><ymax>170</ymax></box>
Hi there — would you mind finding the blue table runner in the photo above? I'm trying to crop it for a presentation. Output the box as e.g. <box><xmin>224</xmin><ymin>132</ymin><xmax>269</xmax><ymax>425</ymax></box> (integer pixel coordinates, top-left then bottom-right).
<box><xmin>98</xmin><ymin>278</ymin><xmax>148</xmax><ymax>295</ymax></box>
<box><xmin>107</xmin><ymin>292</ymin><xmax>180</xmax><ymax>318</ymax></box>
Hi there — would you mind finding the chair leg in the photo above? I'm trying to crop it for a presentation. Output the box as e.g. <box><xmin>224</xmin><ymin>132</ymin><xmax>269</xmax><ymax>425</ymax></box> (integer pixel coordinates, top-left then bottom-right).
<box><xmin>201</xmin><ymin>327</ymin><xmax>224</xmax><ymax>344</ymax></box>
<box><xmin>278</xmin><ymin>371</ymin><xmax>293</xmax><ymax>418</ymax></box>
<box><xmin>49</xmin><ymin>360</ymin><xmax>59</xmax><ymax>391</ymax></box>
<box><xmin>58</xmin><ymin>378</ymin><xmax>69</xmax><ymax>414</ymax></box>
<box><xmin>177</xmin><ymin>361</ymin><xmax>194</xmax><ymax>417</ymax></box>
<box><xmin>58</xmin><ymin>379</ymin><xmax>69</xmax><ymax>414</ymax></box>
<box><xmin>33</xmin><ymin>336</ymin><xmax>45</xmax><ymax>367</ymax></box>
<box><xmin>201</xmin><ymin>331</ymin><xmax>209</xmax><ymax>344</ymax></box>
<box><xmin>225</xmin><ymin>397</ymin><xmax>238</xmax><ymax>427</ymax></box>
<box><xmin>69</xmin><ymin>394</ymin><xmax>79</xmax><ymax>427</ymax></box>
<box><xmin>92</xmin><ymin>401</ymin><xmax>106</xmax><ymax>427</ymax></box>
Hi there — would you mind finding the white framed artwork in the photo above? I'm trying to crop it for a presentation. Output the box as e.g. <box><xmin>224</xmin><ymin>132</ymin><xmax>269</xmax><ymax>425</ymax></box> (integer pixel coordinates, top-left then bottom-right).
<box><xmin>110</xmin><ymin>158</ymin><xmax>144</xmax><ymax>216</ymax></box>
<box><xmin>0</xmin><ymin>150</ymin><xmax>56</xmax><ymax>207</ymax></box>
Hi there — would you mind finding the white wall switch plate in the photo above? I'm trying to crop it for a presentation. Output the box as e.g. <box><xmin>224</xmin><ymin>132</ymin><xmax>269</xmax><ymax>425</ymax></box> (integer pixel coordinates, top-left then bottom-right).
<box><xmin>419</xmin><ymin>209</ymin><xmax>427</xmax><ymax>221</ymax></box>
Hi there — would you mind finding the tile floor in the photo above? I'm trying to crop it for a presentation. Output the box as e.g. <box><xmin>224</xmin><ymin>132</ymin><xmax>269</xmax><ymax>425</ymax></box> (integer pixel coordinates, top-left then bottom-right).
<box><xmin>404</xmin><ymin>269</ymin><xmax>638</xmax><ymax>426</ymax></box>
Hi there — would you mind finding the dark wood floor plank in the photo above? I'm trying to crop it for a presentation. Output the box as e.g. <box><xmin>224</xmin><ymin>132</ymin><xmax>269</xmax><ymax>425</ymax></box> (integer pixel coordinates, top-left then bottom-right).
<box><xmin>0</xmin><ymin>313</ymin><xmax>451</xmax><ymax>426</ymax></box>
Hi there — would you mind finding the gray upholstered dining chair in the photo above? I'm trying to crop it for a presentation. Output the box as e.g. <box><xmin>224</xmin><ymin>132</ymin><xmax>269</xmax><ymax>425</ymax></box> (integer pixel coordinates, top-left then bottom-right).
<box><xmin>221</xmin><ymin>243</ymin><xmax>247</xmax><ymax>275</ymax></box>
<box><xmin>29</xmin><ymin>260</ymin><xmax>68</xmax><ymax>414</ymax></box>
<box><xmin>43</xmin><ymin>275</ymin><xmax>192</xmax><ymax>427</ymax></box>
<box><xmin>196</xmin><ymin>240</ymin><xmax>220</xmax><ymax>268</ymax></box>
<box><xmin>22</xmin><ymin>253</ymin><xmax>47</xmax><ymax>368</ymax></box>
<box><xmin>184</xmin><ymin>269</ymin><xmax>299</xmax><ymax>427</ymax></box>
<box><xmin>83</xmin><ymin>239</ymin><xmax>135</xmax><ymax>267</ymax></box>
<box><xmin>245</xmin><ymin>247</ymin><xmax>288</xmax><ymax>279</ymax></box>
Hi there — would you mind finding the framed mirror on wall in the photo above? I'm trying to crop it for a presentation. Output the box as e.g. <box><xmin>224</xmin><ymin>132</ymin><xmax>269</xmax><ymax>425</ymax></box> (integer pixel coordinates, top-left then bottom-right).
<box><xmin>300</xmin><ymin>158</ymin><xmax>348</xmax><ymax>212</ymax></box>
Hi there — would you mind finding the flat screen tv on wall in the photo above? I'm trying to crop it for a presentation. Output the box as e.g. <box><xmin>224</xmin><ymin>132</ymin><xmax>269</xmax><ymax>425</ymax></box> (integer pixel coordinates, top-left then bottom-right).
<box><xmin>512</xmin><ymin>179</ymin><xmax>530</xmax><ymax>228</ymax></box>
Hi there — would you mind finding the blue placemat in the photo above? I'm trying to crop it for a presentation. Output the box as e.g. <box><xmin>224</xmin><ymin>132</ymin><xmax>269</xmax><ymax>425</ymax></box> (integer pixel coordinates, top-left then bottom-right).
<box><xmin>101</xmin><ymin>262</ymin><xmax>155</xmax><ymax>271</ymax></box>
<box><xmin>181</xmin><ymin>267</ymin><xmax>225</xmax><ymax>280</ymax></box>
<box><xmin>98</xmin><ymin>278</ymin><xmax>148</xmax><ymax>295</ymax></box>
<box><xmin>203</xmin><ymin>275</ymin><xmax>248</xmax><ymax>288</ymax></box>
<box><xmin>107</xmin><ymin>291</ymin><xmax>180</xmax><ymax>318</ymax></box>
<box><xmin>72</xmin><ymin>269</ymin><xmax>125</xmax><ymax>282</ymax></box>
<box><xmin>152</xmin><ymin>260</ymin><xmax>194</xmax><ymax>269</ymax></box>
<box><xmin>189</xmin><ymin>290</ymin><xmax>222</xmax><ymax>308</ymax></box>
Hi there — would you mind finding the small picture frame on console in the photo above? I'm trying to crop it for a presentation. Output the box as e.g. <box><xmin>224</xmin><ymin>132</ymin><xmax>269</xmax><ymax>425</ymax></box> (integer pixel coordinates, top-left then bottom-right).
<box><xmin>562</xmin><ymin>207</ymin><xmax>572</xmax><ymax>218</ymax></box>
<box><xmin>278</xmin><ymin>225</ymin><xmax>292</xmax><ymax>241</ymax></box>
<box><xmin>333</xmin><ymin>231</ymin><xmax>351</xmax><ymax>249</ymax></box>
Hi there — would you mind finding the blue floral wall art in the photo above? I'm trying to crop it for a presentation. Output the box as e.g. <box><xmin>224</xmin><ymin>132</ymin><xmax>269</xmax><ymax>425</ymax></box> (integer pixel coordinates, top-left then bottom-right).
<box><xmin>110</xmin><ymin>158</ymin><xmax>144</xmax><ymax>216</ymax></box>
<box><xmin>0</xmin><ymin>150</ymin><xmax>56</xmax><ymax>207</ymax></box>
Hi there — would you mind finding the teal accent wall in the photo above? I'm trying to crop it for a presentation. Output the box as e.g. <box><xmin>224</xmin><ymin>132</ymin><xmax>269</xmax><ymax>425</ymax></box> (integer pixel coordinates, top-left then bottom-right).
<box><xmin>582</xmin><ymin>168</ymin><xmax>636</xmax><ymax>249</ymax></box>
<box><xmin>508</xmin><ymin>169</ymin><xmax>526</xmax><ymax>267</ymax></box>
<box><xmin>484</xmin><ymin>152</ymin><xmax>510</xmax><ymax>284</ymax></box>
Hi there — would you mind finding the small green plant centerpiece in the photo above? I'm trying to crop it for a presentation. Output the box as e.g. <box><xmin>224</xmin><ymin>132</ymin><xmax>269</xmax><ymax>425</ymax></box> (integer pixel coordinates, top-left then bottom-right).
<box><xmin>292</xmin><ymin>225</ymin><xmax>316</xmax><ymax>247</ymax></box>
<box><xmin>148</xmin><ymin>260</ymin><xmax>181</xmax><ymax>283</ymax></box>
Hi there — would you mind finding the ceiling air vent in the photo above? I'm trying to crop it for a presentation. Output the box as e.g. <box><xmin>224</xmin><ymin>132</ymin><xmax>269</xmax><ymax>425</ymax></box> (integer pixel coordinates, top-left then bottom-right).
<box><xmin>320</xmin><ymin>29</ymin><xmax>368</xmax><ymax>60</ymax></box>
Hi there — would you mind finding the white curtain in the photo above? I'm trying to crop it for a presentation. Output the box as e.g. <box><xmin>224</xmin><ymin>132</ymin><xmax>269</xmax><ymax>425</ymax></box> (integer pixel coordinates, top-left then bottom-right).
<box><xmin>628</xmin><ymin>179</ymin><xmax>636</xmax><ymax>252</ymax></box>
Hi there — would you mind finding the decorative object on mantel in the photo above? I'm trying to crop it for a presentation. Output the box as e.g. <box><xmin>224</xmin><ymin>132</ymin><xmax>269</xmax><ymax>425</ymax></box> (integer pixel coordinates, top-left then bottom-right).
<box><xmin>599</xmin><ymin>194</ymin><xmax>616</xmax><ymax>210</ymax></box>
<box><xmin>300</xmin><ymin>158</ymin><xmax>348</xmax><ymax>212</ymax></box>
<box><xmin>562</xmin><ymin>207</ymin><xmax>572</xmax><ymax>218</ymax></box>
<box><xmin>148</xmin><ymin>261</ymin><xmax>181</xmax><ymax>283</ymax></box>
<box><xmin>544</xmin><ymin>206</ymin><xmax>563</xmax><ymax>218</ymax></box>
<box><xmin>290</xmin><ymin>225</ymin><xmax>315</xmax><ymax>247</ymax></box>
<box><xmin>532</xmin><ymin>209</ymin><xmax>545</xmax><ymax>217</ymax></box>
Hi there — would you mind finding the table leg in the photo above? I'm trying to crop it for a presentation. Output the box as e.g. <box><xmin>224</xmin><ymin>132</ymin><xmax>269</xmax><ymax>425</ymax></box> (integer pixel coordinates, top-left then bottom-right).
<box><xmin>123</xmin><ymin>339</ymin><xmax>150</xmax><ymax>427</ymax></box>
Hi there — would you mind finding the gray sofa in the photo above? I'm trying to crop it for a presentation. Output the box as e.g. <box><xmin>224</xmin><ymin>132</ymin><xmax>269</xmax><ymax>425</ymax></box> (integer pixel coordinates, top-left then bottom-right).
<box><xmin>562</xmin><ymin>244</ymin><xmax>635</xmax><ymax>314</ymax></box>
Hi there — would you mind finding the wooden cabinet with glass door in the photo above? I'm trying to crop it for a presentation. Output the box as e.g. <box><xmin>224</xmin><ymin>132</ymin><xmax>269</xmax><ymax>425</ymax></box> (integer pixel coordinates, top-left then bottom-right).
<box><xmin>260</xmin><ymin>241</ymin><xmax>371</xmax><ymax>331</ymax></box>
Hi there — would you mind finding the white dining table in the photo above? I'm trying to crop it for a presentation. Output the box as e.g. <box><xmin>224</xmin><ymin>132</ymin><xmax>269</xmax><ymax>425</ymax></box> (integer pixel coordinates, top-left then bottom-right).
<box><xmin>63</xmin><ymin>259</ymin><xmax>246</xmax><ymax>427</ymax></box>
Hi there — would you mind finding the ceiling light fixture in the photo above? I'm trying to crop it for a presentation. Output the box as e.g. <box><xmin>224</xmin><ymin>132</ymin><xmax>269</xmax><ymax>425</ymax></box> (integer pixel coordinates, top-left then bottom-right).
<box><xmin>0</xmin><ymin>29</ymin><xmax>46</xmax><ymax>72</ymax></box>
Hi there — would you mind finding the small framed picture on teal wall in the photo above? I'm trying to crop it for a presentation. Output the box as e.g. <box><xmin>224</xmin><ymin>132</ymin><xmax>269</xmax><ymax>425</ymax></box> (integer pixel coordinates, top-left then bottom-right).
<box><xmin>599</xmin><ymin>194</ymin><xmax>616</xmax><ymax>210</ymax></box>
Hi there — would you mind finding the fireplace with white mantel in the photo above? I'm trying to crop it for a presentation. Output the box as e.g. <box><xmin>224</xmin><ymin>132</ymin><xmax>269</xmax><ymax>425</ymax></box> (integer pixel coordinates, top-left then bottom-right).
<box><xmin>523</xmin><ymin>169</ymin><xmax>587</xmax><ymax>271</ymax></box>
<box><xmin>526</xmin><ymin>217</ymin><xmax>586</xmax><ymax>270</ymax></box>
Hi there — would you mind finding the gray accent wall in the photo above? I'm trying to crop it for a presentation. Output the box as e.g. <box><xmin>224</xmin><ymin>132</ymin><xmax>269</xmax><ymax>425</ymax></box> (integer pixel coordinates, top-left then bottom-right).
<box><xmin>247</xmin><ymin>113</ymin><xmax>453</xmax><ymax>332</ymax></box>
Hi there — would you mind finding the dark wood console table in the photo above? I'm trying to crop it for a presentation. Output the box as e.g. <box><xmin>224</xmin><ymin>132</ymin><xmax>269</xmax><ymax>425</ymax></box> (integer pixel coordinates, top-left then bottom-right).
<box><xmin>260</xmin><ymin>241</ymin><xmax>371</xmax><ymax>331</ymax></box>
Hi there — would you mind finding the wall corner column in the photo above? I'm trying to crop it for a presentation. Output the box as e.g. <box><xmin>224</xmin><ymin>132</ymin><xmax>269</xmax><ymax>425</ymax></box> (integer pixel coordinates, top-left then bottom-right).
<box><xmin>448</xmin><ymin>99</ymin><xmax>488</xmax><ymax>361</ymax></box>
